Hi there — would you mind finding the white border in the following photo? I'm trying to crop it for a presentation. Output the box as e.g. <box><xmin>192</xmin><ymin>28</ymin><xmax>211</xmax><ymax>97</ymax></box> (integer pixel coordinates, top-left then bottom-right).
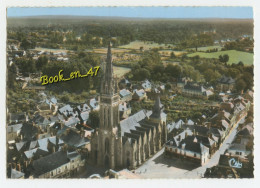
<box><xmin>1</xmin><ymin>1</ymin><xmax>259</xmax><ymax>188</ymax></box>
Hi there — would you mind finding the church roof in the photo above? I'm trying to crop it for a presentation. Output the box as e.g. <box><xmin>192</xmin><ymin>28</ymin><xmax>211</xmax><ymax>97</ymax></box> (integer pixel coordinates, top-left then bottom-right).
<box><xmin>120</xmin><ymin>110</ymin><xmax>151</xmax><ymax>137</ymax></box>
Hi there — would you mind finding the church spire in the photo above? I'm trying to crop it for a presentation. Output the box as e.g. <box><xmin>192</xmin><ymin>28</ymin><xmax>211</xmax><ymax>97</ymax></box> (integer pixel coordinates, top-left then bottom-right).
<box><xmin>151</xmin><ymin>95</ymin><xmax>163</xmax><ymax>119</ymax></box>
<box><xmin>101</xmin><ymin>42</ymin><xmax>115</xmax><ymax>95</ymax></box>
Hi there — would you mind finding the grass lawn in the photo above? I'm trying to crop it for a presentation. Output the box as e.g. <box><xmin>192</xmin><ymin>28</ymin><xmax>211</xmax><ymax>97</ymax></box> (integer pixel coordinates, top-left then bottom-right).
<box><xmin>187</xmin><ymin>50</ymin><xmax>253</xmax><ymax>65</ymax></box>
<box><xmin>113</xmin><ymin>66</ymin><xmax>131</xmax><ymax>78</ymax></box>
<box><xmin>119</xmin><ymin>40</ymin><xmax>174</xmax><ymax>50</ymax></box>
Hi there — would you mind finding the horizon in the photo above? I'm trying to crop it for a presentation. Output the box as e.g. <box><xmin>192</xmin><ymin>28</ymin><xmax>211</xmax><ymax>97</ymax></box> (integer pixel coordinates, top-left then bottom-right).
<box><xmin>7</xmin><ymin>7</ymin><xmax>253</xmax><ymax>19</ymax></box>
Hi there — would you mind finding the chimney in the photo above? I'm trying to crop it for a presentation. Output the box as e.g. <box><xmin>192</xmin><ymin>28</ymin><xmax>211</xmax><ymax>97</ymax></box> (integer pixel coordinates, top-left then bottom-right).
<box><xmin>17</xmin><ymin>163</ymin><xmax>21</xmax><ymax>171</ymax></box>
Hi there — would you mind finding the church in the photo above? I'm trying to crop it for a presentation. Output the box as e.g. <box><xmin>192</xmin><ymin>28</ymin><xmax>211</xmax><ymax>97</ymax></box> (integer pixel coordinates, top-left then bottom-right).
<box><xmin>90</xmin><ymin>43</ymin><xmax>168</xmax><ymax>170</ymax></box>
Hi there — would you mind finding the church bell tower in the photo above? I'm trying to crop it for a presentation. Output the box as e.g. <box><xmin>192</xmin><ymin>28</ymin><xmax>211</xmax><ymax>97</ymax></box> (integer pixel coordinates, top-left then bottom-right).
<box><xmin>95</xmin><ymin>42</ymin><xmax>120</xmax><ymax>169</ymax></box>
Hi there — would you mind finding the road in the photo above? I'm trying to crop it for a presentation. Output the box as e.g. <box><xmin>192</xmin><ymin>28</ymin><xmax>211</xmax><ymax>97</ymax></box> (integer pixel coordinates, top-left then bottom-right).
<box><xmin>135</xmin><ymin>117</ymin><xmax>245</xmax><ymax>179</ymax></box>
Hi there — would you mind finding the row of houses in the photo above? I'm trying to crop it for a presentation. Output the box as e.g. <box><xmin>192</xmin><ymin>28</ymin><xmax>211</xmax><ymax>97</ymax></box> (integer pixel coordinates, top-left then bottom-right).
<box><xmin>204</xmin><ymin>121</ymin><xmax>254</xmax><ymax>178</ymax></box>
<box><xmin>164</xmin><ymin>94</ymin><xmax>251</xmax><ymax>166</ymax></box>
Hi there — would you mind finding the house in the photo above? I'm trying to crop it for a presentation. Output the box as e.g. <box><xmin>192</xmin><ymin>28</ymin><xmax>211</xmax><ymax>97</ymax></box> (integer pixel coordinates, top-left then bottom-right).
<box><xmin>119</xmin><ymin>78</ymin><xmax>131</xmax><ymax>89</ymax></box>
<box><xmin>10</xmin><ymin>168</ymin><xmax>25</xmax><ymax>179</ymax></box>
<box><xmin>119</xmin><ymin>102</ymin><xmax>131</xmax><ymax>120</ymax></box>
<box><xmin>141</xmin><ymin>80</ymin><xmax>152</xmax><ymax>92</ymax></box>
<box><xmin>227</xmin><ymin>143</ymin><xmax>251</xmax><ymax>159</ymax></box>
<box><xmin>30</xmin><ymin>150</ymin><xmax>84</xmax><ymax>178</ymax></box>
<box><xmin>58</xmin><ymin>128</ymin><xmax>90</xmax><ymax>149</ymax></box>
<box><xmin>19</xmin><ymin>122</ymin><xmax>39</xmax><ymax>141</ymax></box>
<box><xmin>182</xmin><ymin>83</ymin><xmax>213</xmax><ymax>99</ymax></box>
<box><xmin>32</xmin><ymin>114</ymin><xmax>51</xmax><ymax>132</ymax></box>
<box><xmin>58</xmin><ymin>104</ymin><xmax>74</xmax><ymax>117</ymax></box>
<box><xmin>79</xmin><ymin>111</ymin><xmax>89</xmax><ymax>124</ymax></box>
<box><xmin>76</xmin><ymin>103</ymin><xmax>91</xmax><ymax>113</ymax></box>
<box><xmin>165</xmin><ymin>134</ymin><xmax>210</xmax><ymax>166</ymax></box>
<box><xmin>89</xmin><ymin>98</ymin><xmax>100</xmax><ymax>111</ymax></box>
<box><xmin>119</xmin><ymin>89</ymin><xmax>132</xmax><ymax>102</ymax></box>
<box><xmin>132</xmin><ymin>89</ymin><xmax>147</xmax><ymax>101</ymax></box>
<box><xmin>217</xmin><ymin>76</ymin><xmax>235</xmax><ymax>92</ymax></box>
<box><xmin>9</xmin><ymin>113</ymin><xmax>28</xmax><ymax>124</ymax></box>
<box><xmin>7</xmin><ymin>123</ymin><xmax>23</xmax><ymax>141</ymax></box>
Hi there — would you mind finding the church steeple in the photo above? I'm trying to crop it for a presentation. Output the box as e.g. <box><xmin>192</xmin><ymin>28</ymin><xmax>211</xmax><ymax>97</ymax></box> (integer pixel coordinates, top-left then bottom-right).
<box><xmin>151</xmin><ymin>95</ymin><xmax>163</xmax><ymax>119</ymax></box>
<box><xmin>101</xmin><ymin>42</ymin><xmax>115</xmax><ymax>95</ymax></box>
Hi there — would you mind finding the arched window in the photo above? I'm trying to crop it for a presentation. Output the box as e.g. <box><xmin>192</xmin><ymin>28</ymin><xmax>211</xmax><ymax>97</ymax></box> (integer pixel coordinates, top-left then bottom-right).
<box><xmin>105</xmin><ymin>138</ymin><xmax>109</xmax><ymax>154</ymax></box>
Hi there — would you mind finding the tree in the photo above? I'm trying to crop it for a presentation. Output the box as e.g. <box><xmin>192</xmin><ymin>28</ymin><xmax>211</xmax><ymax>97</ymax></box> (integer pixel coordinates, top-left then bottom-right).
<box><xmin>170</xmin><ymin>51</ymin><xmax>176</xmax><ymax>58</ymax></box>
<box><xmin>36</xmin><ymin>56</ymin><xmax>48</xmax><ymax>71</ymax></box>
<box><xmin>61</xmin><ymin>95</ymin><xmax>69</xmax><ymax>103</ymax></box>
<box><xmin>219</xmin><ymin>54</ymin><xmax>229</xmax><ymax>64</ymax></box>
<box><xmin>236</xmin><ymin>79</ymin><xmax>246</xmax><ymax>94</ymax></box>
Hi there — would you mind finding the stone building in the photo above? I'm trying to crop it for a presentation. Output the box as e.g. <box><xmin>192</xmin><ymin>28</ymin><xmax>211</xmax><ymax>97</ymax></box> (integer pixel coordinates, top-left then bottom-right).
<box><xmin>91</xmin><ymin>43</ymin><xmax>167</xmax><ymax>170</ymax></box>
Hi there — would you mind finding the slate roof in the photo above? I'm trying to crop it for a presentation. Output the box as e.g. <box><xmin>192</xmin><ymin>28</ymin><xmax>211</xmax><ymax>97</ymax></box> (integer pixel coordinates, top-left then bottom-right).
<box><xmin>80</xmin><ymin>111</ymin><xmax>89</xmax><ymax>122</ymax></box>
<box><xmin>64</xmin><ymin>117</ymin><xmax>80</xmax><ymax>127</ymax></box>
<box><xmin>178</xmin><ymin>139</ymin><xmax>208</xmax><ymax>154</ymax></box>
<box><xmin>141</xmin><ymin>80</ymin><xmax>151</xmax><ymax>89</ymax></box>
<box><xmin>218</xmin><ymin>76</ymin><xmax>235</xmax><ymax>84</ymax></box>
<box><xmin>119</xmin><ymin>89</ymin><xmax>131</xmax><ymax>97</ymax></box>
<box><xmin>133</xmin><ymin>89</ymin><xmax>146</xmax><ymax>97</ymax></box>
<box><xmin>16</xmin><ymin>141</ymin><xmax>27</xmax><ymax>151</ymax></box>
<box><xmin>33</xmin><ymin>114</ymin><xmax>50</xmax><ymax>127</ymax></box>
<box><xmin>187</xmin><ymin>119</ymin><xmax>194</xmax><ymax>126</ymax></box>
<box><xmin>9</xmin><ymin>113</ymin><xmax>26</xmax><ymax>123</ymax></box>
<box><xmin>7</xmin><ymin>123</ymin><xmax>23</xmax><ymax>133</ymax></box>
<box><xmin>229</xmin><ymin>143</ymin><xmax>247</xmax><ymax>151</ymax></box>
<box><xmin>11</xmin><ymin>169</ymin><xmax>24</xmax><ymax>179</ymax></box>
<box><xmin>20</xmin><ymin>122</ymin><xmax>38</xmax><ymax>141</ymax></box>
<box><xmin>119</xmin><ymin>102</ymin><xmax>130</xmax><ymax>111</ymax></box>
<box><xmin>77</xmin><ymin>103</ymin><xmax>91</xmax><ymax>112</ymax></box>
<box><xmin>120</xmin><ymin>110</ymin><xmax>151</xmax><ymax>137</ymax></box>
<box><xmin>32</xmin><ymin>151</ymin><xmax>70</xmax><ymax>177</ymax></box>
<box><xmin>60</xmin><ymin>129</ymin><xmax>89</xmax><ymax>148</ymax></box>
<box><xmin>89</xmin><ymin>98</ymin><xmax>99</xmax><ymax>110</ymax></box>
<box><xmin>58</xmin><ymin>104</ymin><xmax>73</xmax><ymax>115</ymax></box>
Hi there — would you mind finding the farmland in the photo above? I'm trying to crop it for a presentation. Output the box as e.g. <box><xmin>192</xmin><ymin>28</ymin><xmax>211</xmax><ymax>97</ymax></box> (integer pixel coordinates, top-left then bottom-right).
<box><xmin>113</xmin><ymin>66</ymin><xmax>131</xmax><ymax>78</ymax></box>
<box><xmin>187</xmin><ymin>50</ymin><xmax>253</xmax><ymax>65</ymax></box>
<box><xmin>119</xmin><ymin>40</ymin><xmax>174</xmax><ymax>50</ymax></box>
<box><xmin>188</xmin><ymin>45</ymin><xmax>222</xmax><ymax>52</ymax></box>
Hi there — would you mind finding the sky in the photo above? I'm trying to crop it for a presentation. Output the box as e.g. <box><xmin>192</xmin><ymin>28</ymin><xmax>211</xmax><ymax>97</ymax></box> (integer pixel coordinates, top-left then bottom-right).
<box><xmin>7</xmin><ymin>7</ymin><xmax>253</xmax><ymax>19</ymax></box>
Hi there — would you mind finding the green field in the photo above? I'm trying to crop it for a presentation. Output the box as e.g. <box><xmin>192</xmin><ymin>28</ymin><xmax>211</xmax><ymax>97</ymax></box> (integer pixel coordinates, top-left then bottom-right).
<box><xmin>119</xmin><ymin>40</ymin><xmax>174</xmax><ymax>50</ymax></box>
<box><xmin>187</xmin><ymin>50</ymin><xmax>253</xmax><ymax>65</ymax></box>
<box><xmin>113</xmin><ymin>66</ymin><xmax>131</xmax><ymax>78</ymax></box>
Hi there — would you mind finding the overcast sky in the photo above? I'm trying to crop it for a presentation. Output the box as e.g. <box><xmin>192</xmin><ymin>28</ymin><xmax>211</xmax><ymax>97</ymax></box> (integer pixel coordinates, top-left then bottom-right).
<box><xmin>7</xmin><ymin>7</ymin><xmax>253</xmax><ymax>19</ymax></box>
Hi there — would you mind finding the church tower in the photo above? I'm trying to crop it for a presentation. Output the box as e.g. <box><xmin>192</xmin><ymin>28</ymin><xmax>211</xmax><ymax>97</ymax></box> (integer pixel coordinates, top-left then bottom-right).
<box><xmin>93</xmin><ymin>42</ymin><xmax>120</xmax><ymax>169</ymax></box>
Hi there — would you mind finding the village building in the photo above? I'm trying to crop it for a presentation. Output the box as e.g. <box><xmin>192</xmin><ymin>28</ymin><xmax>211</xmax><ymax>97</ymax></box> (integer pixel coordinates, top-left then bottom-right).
<box><xmin>217</xmin><ymin>76</ymin><xmax>236</xmax><ymax>92</ymax></box>
<box><xmin>119</xmin><ymin>89</ymin><xmax>132</xmax><ymax>102</ymax></box>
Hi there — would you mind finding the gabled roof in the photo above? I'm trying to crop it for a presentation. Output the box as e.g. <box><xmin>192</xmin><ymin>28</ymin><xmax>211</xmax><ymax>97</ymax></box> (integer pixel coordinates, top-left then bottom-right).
<box><xmin>32</xmin><ymin>151</ymin><xmax>70</xmax><ymax>177</ymax></box>
<box><xmin>218</xmin><ymin>76</ymin><xmax>235</xmax><ymax>84</ymax></box>
<box><xmin>120</xmin><ymin>110</ymin><xmax>151</xmax><ymax>137</ymax></box>
<box><xmin>80</xmin><ymin>111</ymin><xmax>89</xmax><ymax>121</ymax></box>
<box><xmin>11</xmin><ymin>169</ymin><xmax>24</xmax><ymax>179</ymax></box>
<box><xmin>7</xmin><ymin>123</ymin><xmax>23</xmax><ymax>133</ymax></box>
<box><xmin>119</xmin><ymin>89</ymin><xmax>131</xmax><ymax>97</ymax></box>
<box><xmin>133</xmin><ymin>89</ymin><xmax>146</xmax><ymax>97</ymax></box>
<box><xmin>60</xmin><ymin>129</ymin><xmax>89</xmax><ymax>148</ymax></box>
<box><xmin>77</xmin><ymin>103</ymin><xmax>91</xmax><ymax>112</ymax></box>
<box><xmin>58</xmin><ymin>104</ymin><xmax>73</xmax><ymax>115</ymax></box>
<box><xmin>141</xmin><ymin>80</ymin><xmax>151</xmax><ymax>89</ymax></box>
